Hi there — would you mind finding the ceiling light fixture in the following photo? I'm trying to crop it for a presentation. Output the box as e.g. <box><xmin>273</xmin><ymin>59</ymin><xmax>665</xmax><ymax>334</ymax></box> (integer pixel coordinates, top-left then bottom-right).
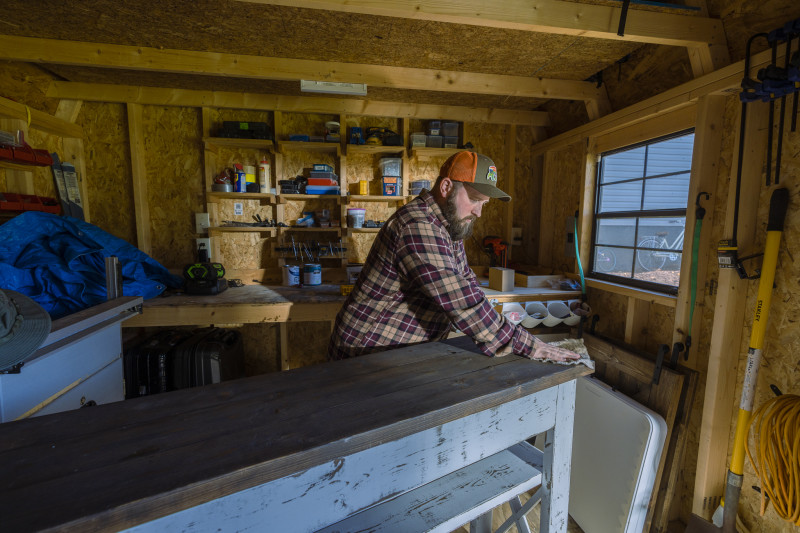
<box><xmin>300</xmin><ymin>80</ymin><xmax>367</xmax><ymax>96</ymax></box>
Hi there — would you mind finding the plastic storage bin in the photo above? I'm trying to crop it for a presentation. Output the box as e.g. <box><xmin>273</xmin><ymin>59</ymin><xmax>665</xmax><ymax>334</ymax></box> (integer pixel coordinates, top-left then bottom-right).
<box><xmin>443</xmin><ymin>122</ymin><xmax>458</xmax><ymax>137</ymax></box>
<box><xmin>428</xmin><ymin>121</ymin><xmax>441</xmax><ymax>136</ymax></box>
<box><xmin>411</xmin><ymin>132</ymin><xmax>427</xmax><ymax>147</ymax></box>
<box><xmin>426</xmin><ymin>135</ymin><xmax>443</xmax><ymax>148</ymax></box>
<box><xmin>443</xmin><ymin>136</ymin><xmax>458</xmax><ymax>148</ymax></box>
<box><xmin>379</xmin><ymin>157</ymin><xmax>402</xmax><ymax>177</ymax></box>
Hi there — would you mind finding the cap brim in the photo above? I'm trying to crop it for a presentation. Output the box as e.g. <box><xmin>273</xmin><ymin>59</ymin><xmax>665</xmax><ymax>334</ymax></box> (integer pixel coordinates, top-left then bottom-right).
<box><xmin>467</xmin><ymin>182</ymin><xmax>511</xmax><ymax>202</ymax></box>
<box><xmin>0</xmin><ymin>291</ymin><xmax>52</xmax><ymax>371</ymax></box>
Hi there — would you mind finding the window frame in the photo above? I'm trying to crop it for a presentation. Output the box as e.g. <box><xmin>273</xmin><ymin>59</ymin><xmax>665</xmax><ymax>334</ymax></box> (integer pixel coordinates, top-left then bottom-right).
<box><xmin>589</xmin><ymin>128</ymin><xmax>695</xmax><ymax>295</ymax></box>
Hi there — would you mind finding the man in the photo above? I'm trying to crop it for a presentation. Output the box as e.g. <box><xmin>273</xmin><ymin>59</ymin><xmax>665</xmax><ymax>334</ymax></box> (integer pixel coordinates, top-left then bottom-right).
<box><xmin>328</xmin><ymin>150</ymin><xmax>578</xmax><ymax>363</ymax></box>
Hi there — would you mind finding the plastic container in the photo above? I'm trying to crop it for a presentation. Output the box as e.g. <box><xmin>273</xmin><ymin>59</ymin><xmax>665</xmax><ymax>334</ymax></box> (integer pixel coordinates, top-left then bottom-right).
<box><xmin>347</xmin><ymin>208</ymin><xmax>366</xmax><ymax>228</ymax></box>
<box><xmin>309</xmin><ymin>171</ymin><xmax>338</xmax><ymax>180</ymax></box>
<box><xmin>411</xmin><ymin>132</ymin><xmax>427</xmax><ymax>147</ymax></box>
<box><xmin>258</xmin><ymin>160</ymin><xmax>270</xmax><ymax>194</ymax></box>
<box><xmin>426</xmin><ymin>135</ymin><xmax>443</xmax><ymax>148</ymax></box>
<box><xmin>443</xmin><ymin>122</ymin><xmax>458</xmax><ymax>137</ymax></box>
<box><xmin>313</xmin><ymin>163</ymin><xmax>334</xmax><ymax>172</ymax></box>
<box><xmin>378</xmin><ymin>157</ymin><xmax>402</xmax><ymax>177</ymax></box>
<box><xmin>443</xmin><ymin>136</ymin><xmax>458</xmax><ymax>148</ymax></box>
<box><xmin>410</xmin><ymin>180</ymin><xmax>430</xmax><ymax>194</ymax></box>
<box><xmin>428</xmin><ymin>120</ymin><xmax>441</xmax><ymax>136</ymax></box>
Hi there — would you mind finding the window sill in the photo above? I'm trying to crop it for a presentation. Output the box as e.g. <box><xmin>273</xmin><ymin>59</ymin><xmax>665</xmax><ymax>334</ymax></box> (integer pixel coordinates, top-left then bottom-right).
<box><xmin>585</xmin><ymin>278</ymin><xmax>677</xmax><ymax>308</ymax></box>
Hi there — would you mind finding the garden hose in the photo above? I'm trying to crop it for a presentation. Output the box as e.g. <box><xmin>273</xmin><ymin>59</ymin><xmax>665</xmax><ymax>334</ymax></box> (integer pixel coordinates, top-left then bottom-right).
<box><xmin>746</xmin><ymin>394</ymin><xmax>800</xmax><ymax>524</ymax></box>
<box><xmin>722</xmin><ymin>187</ymin><xmax>789</xmax><ymax>532</ymax></box>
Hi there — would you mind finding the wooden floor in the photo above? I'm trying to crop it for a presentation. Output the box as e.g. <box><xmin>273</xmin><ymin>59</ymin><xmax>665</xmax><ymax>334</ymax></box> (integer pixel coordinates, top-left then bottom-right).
<box><xmin>452</xmin><ymin>488</ymin><xmax>585</xmax><ymax>532</ymax></box>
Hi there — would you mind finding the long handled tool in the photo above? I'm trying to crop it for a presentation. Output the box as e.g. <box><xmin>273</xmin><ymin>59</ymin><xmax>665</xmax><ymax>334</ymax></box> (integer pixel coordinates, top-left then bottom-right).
<box><xmin>721</xmin><ymin>187</ymin><xmax>789</xmax><ymax>532</ymax></box>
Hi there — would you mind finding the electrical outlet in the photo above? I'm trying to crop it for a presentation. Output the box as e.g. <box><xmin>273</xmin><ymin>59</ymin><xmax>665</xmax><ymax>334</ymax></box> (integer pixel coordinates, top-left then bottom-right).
<box><xmin>195</xmin><ymin>212</ymin><xmax>210</xmax><ymax>233</ymax></box>
<box><xmin>195</xmin><ymin>238</ymin><xmax>212</xmax><ymax>262</ymax></box>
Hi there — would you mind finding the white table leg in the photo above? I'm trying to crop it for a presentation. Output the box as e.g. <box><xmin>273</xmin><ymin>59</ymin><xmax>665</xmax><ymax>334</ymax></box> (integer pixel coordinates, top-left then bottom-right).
<box><xmin>539</xmin><ymin>379</ymin><xmax>577</xmax><ymax>533</ymax></box>
<box><xmin>469</xmin><ymin>510</ymin><xmax>493</xmax><ymax>533</ymax></box>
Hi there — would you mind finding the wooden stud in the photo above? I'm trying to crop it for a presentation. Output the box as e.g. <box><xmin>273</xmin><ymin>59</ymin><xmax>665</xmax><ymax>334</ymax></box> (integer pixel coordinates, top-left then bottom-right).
<box><xmin>624</xmin><ymin>297</ymin><xmax>650</xmax><ymax>350</ymax></box>
<box><xmin>504</xmin><ymin>125</ymin><xmax>516</xmax><ymax>261</ymax></box>
<box><xmin>537</xmin><ymin>151</ymin><xmax>555</xmax><ymax>269</ymax></box>
<box><xmin>126</xmin><ymin>103</ymin><xmax>152</xmax><ymax>256</ymax></box>
<box><xmin>671</xmin><ymin>95</ymin><xmax>726</xmax><ymax>370</ymax></box>
<box><xmin>48</xmin><ymin>82</ymin><xmax>550</xmax><ymax>127</ymax></box>
<box><xmin>577</xmin><ymin>139</ymin><xmax>597</xmax><ymax>275</ymax></box>
<box><xmin>691</xmin><ymin>100</ymin><xmax>769</xmax><ymax>519</ymax></box>
<box><xmin>0</xmin><ymin>94</ymin><xmax>82</xmax><ymax>138</ymax></box>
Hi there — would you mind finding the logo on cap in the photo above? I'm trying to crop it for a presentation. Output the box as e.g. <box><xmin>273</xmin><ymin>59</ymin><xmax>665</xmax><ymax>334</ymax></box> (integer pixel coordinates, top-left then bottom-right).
<box><xmin>486</xmin><ymin>165</ymin><xmax>498</xmax><ymax>183</ymax></box>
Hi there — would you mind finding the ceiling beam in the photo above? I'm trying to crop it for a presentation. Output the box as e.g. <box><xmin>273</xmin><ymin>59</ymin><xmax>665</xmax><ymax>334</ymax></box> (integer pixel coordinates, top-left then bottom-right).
<box><xmin>0</xmin><ymin>36</ymin><xmax>603</xmax><ymax>104</ymax></box>
<box><xmin>234</xmin><ymin>0</ymin><xmax>726</xmax><ymax>48</ymax></box>
<box><xmin>46</xmin><ymin>82</ymin><xmax>551</xmax><ymax>126</ymax></box>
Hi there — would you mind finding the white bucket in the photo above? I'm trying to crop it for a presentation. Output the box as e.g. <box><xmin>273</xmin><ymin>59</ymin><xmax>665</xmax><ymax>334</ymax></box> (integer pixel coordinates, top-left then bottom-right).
<box><xmin>501</xmin><ymin>302</ymin><xmax>527</xmax><ymax>326</ymax></box>
<box><xmin>303</xmin><ymin>263</ymin><xmax>322</xmax><ymax>286</ymax></box>
<box><xmin>522</xmin><ymin>301</ymin><xmax>548</xmax><ymax>328</ymax></box>
<box><xmin>543</xmin><ymin>301</ymin><xmax>570</xmax><ymax>327</ymax></box>
<box><xmin>347</xmin><ymin>208</ymin><xmax>366</xmax><ymax>228</ymax></box>
<box><xmin>282</xmin><ymin>265</ymin><xmax>300</xmax><ymax>286</ymax></box>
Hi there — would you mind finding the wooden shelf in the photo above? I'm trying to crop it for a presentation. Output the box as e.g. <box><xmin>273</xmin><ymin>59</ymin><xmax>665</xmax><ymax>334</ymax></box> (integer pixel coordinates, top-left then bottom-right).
<box><xmin>203</xmin><ymin>137</ymin><xmax>275</xmax><ymax>151</ymax></box>
<box><xmin>207</xmin><ymin>191</ymin><xmax>275</xmax><ymax>202</ymax></box>
<box><xmin>410</xmin><ymin>147</ymin><xmax>462</xmax><ymax>159</ymax></box>
<box><xmin>348</xmin><ymin>228</ymin><xmax>382</xmax><ymax>234</ymax></box>
<box><xmin>345</xmin><ymin>145</ymin><xmax>405</xmax><ymax>156</ymax></box>
<box><xmin>280</xmin><ymin>227</ymin><xmax>342</xmax><ymax>234</ymax></box>
<box><xmin>277</xmin><ymin>141</ymin><xmax>341</xmax><ymax>155</ymax></box>
<box><xmin>278</xmin><ymin>194</ymin><xmax>342</xmax><ymax>202</ymax></box>
<box><xmin>208</xmin><ymin>226</ymin><xmax>277</xmax><ymax>235</ymax></box>
<box><xmin>345</xmin><ymin>195</ymin><xmax>409</xmax><ymax>203</ymax></box>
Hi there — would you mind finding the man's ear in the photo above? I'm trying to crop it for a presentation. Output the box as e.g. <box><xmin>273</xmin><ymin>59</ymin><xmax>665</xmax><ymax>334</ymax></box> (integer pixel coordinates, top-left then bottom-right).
<box><xmin>438</xmin><ymin>177</ymin><xmax>454</xmax><ymax>198</ymax></box>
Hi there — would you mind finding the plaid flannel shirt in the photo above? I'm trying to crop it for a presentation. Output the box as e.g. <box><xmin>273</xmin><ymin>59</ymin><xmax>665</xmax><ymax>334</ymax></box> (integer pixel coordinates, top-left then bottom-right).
<box><xmin>328</xmin><ymin>190</ymin><xmax>535</xmax><ymax>360</ymax></box>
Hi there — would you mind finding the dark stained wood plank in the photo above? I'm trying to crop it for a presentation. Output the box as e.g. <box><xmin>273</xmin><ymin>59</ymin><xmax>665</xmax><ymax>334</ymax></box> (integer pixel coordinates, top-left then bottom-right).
<box><xmin>0</xmin><ymin>341</ymin><xmax>589</xmax><ymax>532</ymax></box>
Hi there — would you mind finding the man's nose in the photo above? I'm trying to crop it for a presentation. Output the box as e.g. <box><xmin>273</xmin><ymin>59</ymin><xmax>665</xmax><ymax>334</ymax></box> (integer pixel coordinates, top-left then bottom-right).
<box><xmin>472</xmin><ymin>203</ymin><xmax>483</xmax><ymax>217</ymax></box>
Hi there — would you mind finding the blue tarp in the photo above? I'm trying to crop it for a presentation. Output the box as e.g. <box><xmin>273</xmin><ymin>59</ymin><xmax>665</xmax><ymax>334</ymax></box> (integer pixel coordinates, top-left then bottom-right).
<box><xmin>0</xmin><ymin>212</ymin><xmax>183</xmax><ymax>319</ymax></box>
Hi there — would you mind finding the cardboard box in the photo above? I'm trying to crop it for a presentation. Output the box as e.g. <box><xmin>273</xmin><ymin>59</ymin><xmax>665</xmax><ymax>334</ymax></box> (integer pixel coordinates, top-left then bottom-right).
<box><xmin>488</xmin><ymin>267</ymin><xmax>514</xmax><ymax>292</ymax></box>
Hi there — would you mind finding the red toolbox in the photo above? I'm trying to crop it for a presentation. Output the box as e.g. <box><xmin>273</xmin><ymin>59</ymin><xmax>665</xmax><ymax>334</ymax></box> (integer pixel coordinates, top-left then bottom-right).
<box><xmin>0</xmin><ymin>192</ymin><xmax>24</xmax><ymax>211</ymax></box>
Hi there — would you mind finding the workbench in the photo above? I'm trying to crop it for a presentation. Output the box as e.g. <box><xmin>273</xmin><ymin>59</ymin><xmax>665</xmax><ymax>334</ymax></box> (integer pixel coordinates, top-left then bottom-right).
<box><xmin>0</xmin><ymin>337</ymin><xmax>591</xmax><ymax>532</ymax></box>
<box><xmin>122</xmin><ymin>282</ymin><xmax>581</xmax><ymax>328</ymax></box>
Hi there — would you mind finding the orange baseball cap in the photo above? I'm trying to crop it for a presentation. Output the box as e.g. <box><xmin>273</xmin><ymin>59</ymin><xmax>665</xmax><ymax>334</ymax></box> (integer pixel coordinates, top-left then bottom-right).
<box><xmin>439</xmin><ymin>151</ymin><xmax>510</xmax><ymax>201</ymax></box>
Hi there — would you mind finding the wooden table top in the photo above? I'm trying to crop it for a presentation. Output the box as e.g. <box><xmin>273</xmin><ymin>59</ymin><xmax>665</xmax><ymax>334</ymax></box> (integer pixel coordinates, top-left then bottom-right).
<box><xmin>0</xmin><ymin>338</ymin><xmax>590</xmax><ymax>532</ymax></box>
<box><xmin>124</xmin><ymin>283</ymin><xmax>580</xmax><ymax>327</ymax></box>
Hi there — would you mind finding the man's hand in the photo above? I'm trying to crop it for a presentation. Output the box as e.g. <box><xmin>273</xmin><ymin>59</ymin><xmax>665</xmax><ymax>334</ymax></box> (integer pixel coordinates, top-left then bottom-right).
<box><xmin>530</xmin><ymin>337</ymin><xmax>581</xmax><ymax>362</ymax></box>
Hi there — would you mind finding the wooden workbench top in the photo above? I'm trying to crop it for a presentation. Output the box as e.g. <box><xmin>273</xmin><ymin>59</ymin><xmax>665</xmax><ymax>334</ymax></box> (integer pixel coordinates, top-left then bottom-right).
<box><xmin>124</xmin><ymin>283</ymin><xmax>580</xmax><ymax>327</ymax></box>
<box><xmin>0</xmin><ymin>338</ymin><xmax>591</xmax><ymax>532</ymax></box>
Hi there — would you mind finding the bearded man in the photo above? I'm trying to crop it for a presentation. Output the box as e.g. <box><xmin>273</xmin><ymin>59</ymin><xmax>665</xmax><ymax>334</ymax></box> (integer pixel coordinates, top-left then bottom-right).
<box><xmin>327</xmin><ymin>151</ymin><xmax>578</xmax><ymax>363</ymax></box>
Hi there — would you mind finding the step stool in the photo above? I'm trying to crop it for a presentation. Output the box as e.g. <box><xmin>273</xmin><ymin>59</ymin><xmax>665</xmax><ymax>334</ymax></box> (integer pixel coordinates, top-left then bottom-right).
<box><xmin>316</xmin><ymin>441</ymin><xmax>544</xmax><ymax>533</ymax></box>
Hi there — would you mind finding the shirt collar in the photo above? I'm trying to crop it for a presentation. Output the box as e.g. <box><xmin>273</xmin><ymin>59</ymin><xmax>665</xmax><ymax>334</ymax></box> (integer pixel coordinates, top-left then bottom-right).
<box><xmin>420</xmin><ymin>189</ymin><xmax>450</xmax><ymax>230</ymax></box>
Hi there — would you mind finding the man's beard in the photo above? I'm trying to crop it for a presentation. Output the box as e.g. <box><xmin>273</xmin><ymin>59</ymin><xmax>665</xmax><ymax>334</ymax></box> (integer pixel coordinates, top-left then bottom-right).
<box><xmin>443</xmin><ymin>190</ymin><xmax>476</xmax><ymax>240</ymax></box>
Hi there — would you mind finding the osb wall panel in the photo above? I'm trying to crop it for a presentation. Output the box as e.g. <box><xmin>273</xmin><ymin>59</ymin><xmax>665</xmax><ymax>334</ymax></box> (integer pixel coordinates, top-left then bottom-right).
<box><xmin>279</xmin><ymin>112</ymin><xmax>339</xmax><ymax>141</ymax></box>
<box><xmin>141</xmin><ymin>105</ymin><xmax>204</xmax><ymax>268</ymax></box>
<box><xmin>541</xmin><ymin>141</ymin><xmax>584</xmax><ymax>272</ymax></box>
<box><xmin>513</xmin><ymin>125</ymin><xmax>539</xmax><ymax>266</ymax></box>
<box><xmin>218</xmin><ymin>233</ymin><xmax>271</xmax><ymax>270</ymax></box>
<box><xmin>542</xmin><ymin>99</ymin><xmax>590</xmax><ymax>137</ymax></box>
<box><xmin>78</xmin><ymin>101</ymin><xmax>137</xmax><ymax>244</ymax></box>
<box><xmin>461</xmin><ymin>122</ymin><xmax>509</xmax><ymax>267</ymax></box>
<box><xmin>287</xmin><ymin>321</ymin><xmax>332</xmax><ymax>370</ymax></box>
<box><xmin>239</xmin><ymin>323</ymin><xmax>280</xmax><ymax>376</ymax></box>
<box><xmin>0</xmin><ymin>61</ymin><xmax>58</xmax><ymax>115</ymax></box>
<box><xmin>708</xmin><ymin>0</ymin><xmax>800</xmax><ymax>62</ymax></box>
<box><xmin>725</xmin><ymin>125</ymin><xmax>800</xmax><ymax>532</ymax></box>
<box><xmin>585</xmin><ymin>288</ymin><xmax>627</xmax><ymax>340</ymax></box>
<box><xmin>603</xmin><ymin>44</ymin><xmax>694</xmax><ymax>112</ymax></box>
<box><xmin>644</xmin><ymin>303</ymin><xmax>676</xmax><ymax>356</ymax></box>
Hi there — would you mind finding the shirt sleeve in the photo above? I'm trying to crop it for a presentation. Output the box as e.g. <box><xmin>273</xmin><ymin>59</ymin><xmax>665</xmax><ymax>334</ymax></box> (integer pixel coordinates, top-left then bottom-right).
<box><xmin>395</xmin><ymin>222</ymin><xmax>533</xmax><ymax>357</ymax></box>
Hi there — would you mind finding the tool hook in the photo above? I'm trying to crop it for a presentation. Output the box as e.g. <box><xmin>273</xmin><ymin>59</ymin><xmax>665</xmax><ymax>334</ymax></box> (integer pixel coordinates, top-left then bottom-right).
<box><xmin>695</xmin><ymin>192</ymin><xmax>710</xmax><ymax>208</ymax></box>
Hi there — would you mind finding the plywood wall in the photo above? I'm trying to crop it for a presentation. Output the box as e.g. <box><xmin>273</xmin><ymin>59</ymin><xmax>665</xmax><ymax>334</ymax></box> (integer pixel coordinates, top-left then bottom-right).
<box><xmin>540</xmin><ymin>141</ymin><xmax>584</xmax><ymax>272</ymax></box>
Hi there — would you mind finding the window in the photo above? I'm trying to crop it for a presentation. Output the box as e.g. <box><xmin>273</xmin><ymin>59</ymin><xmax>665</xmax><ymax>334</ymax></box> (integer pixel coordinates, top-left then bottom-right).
<box><xmin>590</xmin><ymin>130</ymin><xmax>694</xmax><ymax>294</ymax></box>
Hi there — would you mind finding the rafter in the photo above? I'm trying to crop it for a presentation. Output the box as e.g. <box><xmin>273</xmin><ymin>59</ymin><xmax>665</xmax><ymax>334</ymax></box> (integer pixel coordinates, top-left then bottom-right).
<box><xmin>46</xmin><ymin>82</ymin><xmax>551</xmax><ymax>126</ymax></box>
<box><xmin>0</xmin><ymin>36</ymin><xmax>604</xmax><ymax>104</ymax></box>
<box><xmin>234</xmin><ymin>0</ymin><xmax>726</xmax><ymax>48</ymax></box>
